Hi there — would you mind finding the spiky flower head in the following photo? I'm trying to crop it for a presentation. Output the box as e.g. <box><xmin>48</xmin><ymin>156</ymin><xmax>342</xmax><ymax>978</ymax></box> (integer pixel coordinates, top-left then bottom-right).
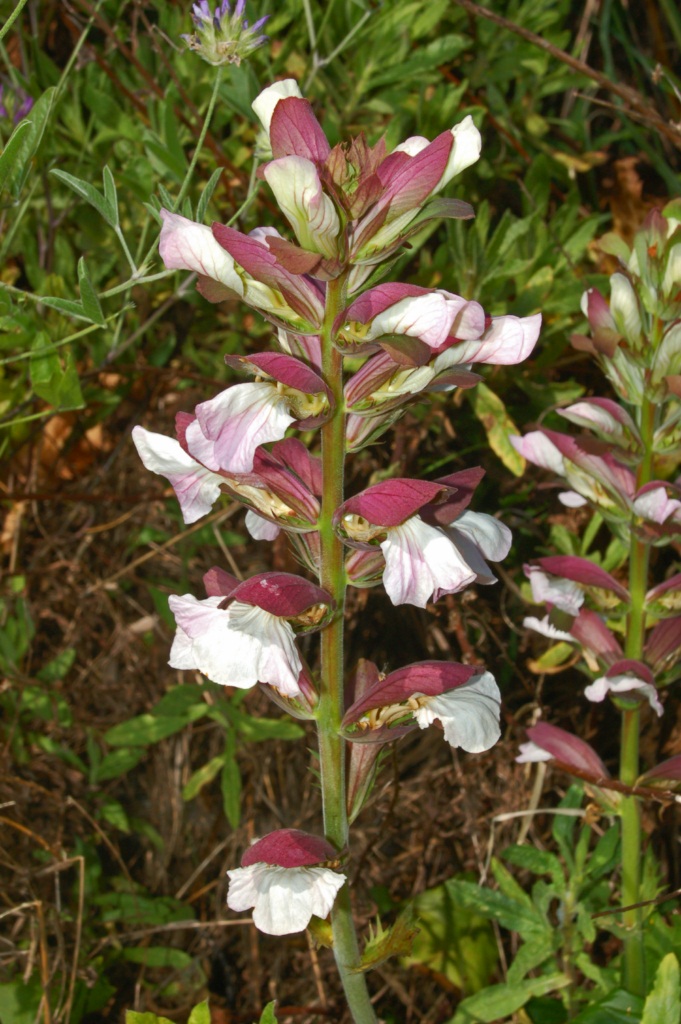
<box><xmin>183</xmin><ymin>0</ymin><xmax>268</xmax><ymax>66</ymax></box>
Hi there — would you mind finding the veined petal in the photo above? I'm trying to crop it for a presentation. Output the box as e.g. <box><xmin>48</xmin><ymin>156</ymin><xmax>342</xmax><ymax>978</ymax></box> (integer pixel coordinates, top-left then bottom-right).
<box><xmin>227</xmin><ymin>863</ymin><xmax>345</xmax><ymax>935</ymax></box>
<box><xmin>132</xmin><ymin>426</ymin><xmax>224</xmax><ymax>524</ymax></box>
<box><xmin>609</xmin><ymin>273</ymin><xmax>642</xmax><ymax>342</ymax></box>
<box><xmin>442</xmin><ymin>313</ymin><xmax>541</xmax><ymax>365</ymax></box>
<box><xmin>168</xmin><ymin>594</ymin><xmax>302</xmax><ymax>694</ymax></box>
<box><xmin>413</xmin><ymin>671</ymin><xmax>501</xmax><ymax>752</ymax></box>
<box><xmin>245</xmin><ymin>510</ymin><xmax>281</xmax><ymax>541</ymax></box>
<box><xmin>263</xmin><ymin>156</ymin><xmax>339</xmax><ymax>258</ymax></box>
<box><xmin>381</xmin><ymin>516</ymin><xmax>476</xmax><ymax>607</ymax></box>
<box><xmin>452</xmin><ymin>511</ymin><xmax>512</xmax><ymax>563</ymax></box>
<box><xmin>510</xmin><ymin>431</ymin><xmax>565</xmax><ymax>475</ymax></box>
<box><xmin>159</xmin><ymin>210</ymin><xmax>244</xmax><ymax>294</ymax></box>
<box><xmin>633</xmin><ymin>485</ymin><xmax>681</xmax><ymax>524</ymax></box>
<box><xmin>194</xmin><ymin>382</ymin><xmax>296</xmax><ymax>473</ymax></box>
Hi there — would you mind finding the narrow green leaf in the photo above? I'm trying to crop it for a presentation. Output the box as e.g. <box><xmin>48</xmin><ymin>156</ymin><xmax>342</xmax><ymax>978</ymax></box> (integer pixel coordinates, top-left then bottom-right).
<box><xmin>38</xmin><ymin>296</ymin><xmax>90</xmax><ymax>323</ymax></box>
<box><xmin>93</xmin><ymin>747</ymin><xmax>145</xmax><ymax>783</ymax></box>
<box><xmin>0</xmin><ymin>120</ymin><xmax>33</xmax><ymax>194</ymax></box>
<box><xmin>102</xmin><ymin>166</ymin><xmax>119</xmax><ymax>227</ymax></box>
<box><xmin>196</xmin><ymin>167</ymin><xmax>223</xmax><ymax>223</ymax></box>
<box><xmin>182</xmin><ymin>755</ymin><xmax>225</xmax><ymax>801</ymax></box>
<box><xmin>104</xmin><ymin>714</ymin><xmax>190</xmax><ymax>746</ymax></box>
<box><xmin>77</xmin><ymin>257</ymin><xmax>106</xmax><ymax>326</ymax></box>
<box><xmin>51</xmin><ymin>169</ymin><xmax>117</xmax><ymax>226</ymax></box>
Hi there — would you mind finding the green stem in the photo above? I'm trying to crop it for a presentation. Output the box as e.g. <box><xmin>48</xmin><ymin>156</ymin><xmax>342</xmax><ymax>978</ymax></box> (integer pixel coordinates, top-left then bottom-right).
<box><xmin>316</xmin><ymin>277</ymin><xmax>377</xmax><ymax>1024</ymax></box>
<box><xmin>620</xmin><ymin>392</ymin><xmax>656</xmax><ymax>996</ymax></box>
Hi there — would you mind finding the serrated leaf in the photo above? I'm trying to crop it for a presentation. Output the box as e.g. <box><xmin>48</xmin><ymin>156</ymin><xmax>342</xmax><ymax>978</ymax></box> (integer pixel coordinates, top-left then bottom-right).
<box><xmin>51</xmin><ymin>169</ymin><xmax>118</xmax><ymax>226</ymax></box>
<box><xmin>641</xmin><ymin>953</ymin><xmax>681</xmax><ymax>1024</ymax></box>
<box><xmin>182</xmin><ymin>755</ymin><xmax>225</xmax><ymax>801</ymax></box>
<box><xmin>77</xmin><ymin>257</ymin><xmax>106</xmax><ymax>326</ymax></box>
<box><xmin>104</xmin><ymin>714</ymin><xmax>190</xmax><ymax>747</ymax></box>
<box><xmin>470</xmin><ymin>383</ymin><xmax>525</xmax><ymax>476</ymax></box>
<box><xmin>353</xmin><ymin>909</ymin><xmax>419</xmax><ymax>973</ymax></box>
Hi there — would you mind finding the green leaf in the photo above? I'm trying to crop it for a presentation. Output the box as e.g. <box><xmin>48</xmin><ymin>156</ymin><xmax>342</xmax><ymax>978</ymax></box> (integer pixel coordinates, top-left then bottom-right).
<box><xmin>503</xmin><ymin>846</ymin><xmax>566</xmax><ymax>895</ymax></box>
<box><xmin>196</xmin><ymin>167</ymin><xmax>223</xmax><ymax>223</ymax></box>
<box><xmin>449</xmin><ymin>972</ymin><xmax>570</xmax><ymax>1023</ymax></box>
<box><xmin>231</xmin><ymin>711</ymin><xmax>304</xmax><ymax>742</ymax></box>
<box><xmin>95</xmin><ymin>891</ymin><xmax>194</xmax><ymax>926</ymax></box>
<box><xmin>104</xmin><ymin>713</ymin><xmax>190</xmax><ymax>747</ymax></box>
<box><xmin>641</xmin><ymin>953</ymin><xmax>681</xmax><ymax>1024</ymax></box>
<box><xmin>527</xmin><ymin>641</ymin><xmax>575</xmax><ymax>672</ymax></box>
<box><xmin>188</xmin><ymin>1001</ymin><xmax>211</xmax><ymax>1024</ymax></box>
<box><xmin>0</xmin><ymin>978</ymin><xmax>44</xmax><ymax>1024</ymax></box>
<box><xmin>182</xmin><ymin>755</ymin><xmax>225</xmax><ymax>801</ymax></box>
<box><xmin>30</xmin><ymin>333</ymin><xmax>84</xmax><ymax>409</ymax></box>
<box><xmin>51</xmin><ymin>168</ymin><xmax>118</xmax><ymax>226</ymax></box>
<box><xmin>470</xmin><ymin>383</ymin><xmax>525</xmax><ymax>476</ymax></box>
<box><xmin>353</xmin><ymin>909</ymin><xmax>420</xmax><ymax>973</ymax></box>
<box><xmin>254</xmin><ymin>1002</ymin><xmax>278</xmax><ymax>1024</ymax></box>
<box><xmin>92</xmin><ymin>747</ymin><xmax>145</xmax><ymax>783</ymax></box>
<box><xmin>122</xmin><ymin>947</ymin><xmax>193</xmax><ymax>969</ymax></box>
<box><xmin>404</xmin><ymin>882</ymin><xmax>497</xmax><ymax>993</ymax></box>
<box><xmin>444</xmin><ymin>878</ymin><xmax>547</xmax><ymax>938</ymax></box>
<box><xmin>152</xmin><ymin>684</ymin><xmax>206</xmax><ymax>717</ymax></box>
<box><xmin>0</xmin><ymin>121</ymin><xmax>33</xmax><ymax>194</ymax></box>
<box><xmin>77</xmin><ymin>257</ymin><xmax>106</xmax><ymax>326</ymax></box>
<box><xmin>102</xmin><ymin>166</ymin><xmax>119</xmax><ymax>227</ymax></box>
<box><xmin>99</xmin><ymin>798</ymin><xmax>131</xmax><ymax>832</ymax></box>
<box><xmin>36</xmin><ymin>646</ymin><xmax>76</xmax><ymax>683</ymax></box>
<box><xmin>570</xmin><ymin>988</ymin><xmax>644</xmax><ymax>1023</ymax></box>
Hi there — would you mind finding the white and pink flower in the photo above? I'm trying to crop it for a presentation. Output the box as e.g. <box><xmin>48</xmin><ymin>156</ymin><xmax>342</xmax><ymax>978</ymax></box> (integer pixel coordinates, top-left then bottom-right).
<box><xmin>227</xmin><ymin>829</ymin><xmax>345</xmax><ymax>935</ymax></box>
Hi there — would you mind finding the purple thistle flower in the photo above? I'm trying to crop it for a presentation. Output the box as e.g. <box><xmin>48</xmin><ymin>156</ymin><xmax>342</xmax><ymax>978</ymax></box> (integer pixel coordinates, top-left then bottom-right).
<box><xmin>183</xmin><ymin>0</ymin><xmax>269</xmax><ymax>66</ymax></box>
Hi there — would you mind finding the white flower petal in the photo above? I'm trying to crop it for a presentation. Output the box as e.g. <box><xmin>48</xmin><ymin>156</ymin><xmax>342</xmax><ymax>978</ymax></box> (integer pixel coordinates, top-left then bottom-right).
<box><xmin>227</xmin><ymin>863</ymin><xmax>345</xmax><ymax>935</ymax></box>
<box><xmin>439</xmin><ymin>115</ymin><xmax>482</xmax><ymax>189</ymax></box>
<box><xmin>413</xmin><ymin>671</ymin><xmax>501</xmax><ymax>753</ymax></box>
<box><xmin>168</xmin><ymin>595</ymin><xmax>301</xmax><ymax>694</ymax></box>
<box><xmin>132</xmin><ymin>426</ymin><xmax>224</xmax><ymax>524</ymax></box>
<box><xmin>159</xmin><ymin>210</ymin><xmax>244</xmax><ymax>294</ymax></box>
<box><xmin>527</xmin><ymin>568</ymin><xmax>584</xmax><ymax>616</ymax></box>
<box><xmin>381</xmin><ymin>516</ymin><xmax>476</xmax><ymax>607</ymax></box>
<box><xmin>516</xmin><ymin>741</ymin><xmax>552</xmax><ymax>764</ymax></box>
<box><xmin>252</xmin><ymin>79</ymin><xmax>303</xmax><ymax>136</ymax></box>
<box><xmin>610</xmin><ymin>273</ymin><xmax>641</xmax><ymax>342</ymax></box>
<box><xmin>510</xmin><ymin>432</ymin><xmax>566</xmax><ymax>475</ymax></box>
<box><xmin>523</xmin><ymin>615</ymin><xmax>575</xmax><ymax>642</ymax></box>
<box><xmin>453</xmin><ymin>511</ymin><xmax>512</xmax><ymax>563</ymax></box>
<box><xmin>195</xmin><ymin>382</ymin><xmax>296</xmax><ymax>474</ymax></box>
<box><xmin>584</xmin><ymin>674</ymin><xmax>663</xmax><ymax>716</ymax></box>
<box><xmin>558</xmin><ymin>490</ymin><xmax>588</xmax><ymax>508</ymax></box>
<box><xmin>245</xmin><ymin>510</ymin><xmax>281</xmax><ymax>541</ymax></box>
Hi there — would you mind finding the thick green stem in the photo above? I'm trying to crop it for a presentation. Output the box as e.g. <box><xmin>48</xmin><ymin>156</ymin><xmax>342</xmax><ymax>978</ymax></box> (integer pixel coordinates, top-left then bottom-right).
<box><xmin>317</xmin><ymin>277</ymin><xmax>377</xmax><ymax>1023</ymax></box>
<box><xmin>620</xmin><ymin>393</ymin><xmax>656</xmax><ymax>996</ymax></box>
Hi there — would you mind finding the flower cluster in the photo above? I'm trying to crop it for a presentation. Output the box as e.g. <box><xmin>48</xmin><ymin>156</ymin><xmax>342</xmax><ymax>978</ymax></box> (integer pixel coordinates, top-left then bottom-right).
<box><xmin>137</xmin><ymin>79</ymin><xmax>540</xmax><ymax>938</ymax></box>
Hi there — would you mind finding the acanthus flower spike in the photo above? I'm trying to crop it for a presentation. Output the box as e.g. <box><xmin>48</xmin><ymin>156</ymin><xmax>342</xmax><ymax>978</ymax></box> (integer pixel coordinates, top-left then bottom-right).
<box><xmin>227</xmin><ymin>829</ymin><xmax>345</xmax><ymax>935</ymax></box>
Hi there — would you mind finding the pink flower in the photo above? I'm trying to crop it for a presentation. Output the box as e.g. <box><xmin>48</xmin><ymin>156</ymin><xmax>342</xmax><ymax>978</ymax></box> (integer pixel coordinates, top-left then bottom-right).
<box><xmin>169</xmin><ymin>570</ymin><xmax>333</xmax><ymax>695</ymax></box>
<box><xmin>132</xmin><ymin>424</ymin><xmax>225</xmax><ymax>524</ymax></box>
<box><xmin>342</xmin><ymin>660</ymin><xmax>501</xmax><ymax>753</ymax></box>
<box><xmin>336</xmin><ymin>474</ymin><xmax>511</xmax><ymax>608</ymax></box>
<box><xmin>584</xmin><ymin>661</ymin><xmax>663</xmax><ymax>715</ymax></box>
<box><xmin>227</xmin><ymin>829</ymin><xmax>345</xmax><ymax>935</ymax></box>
